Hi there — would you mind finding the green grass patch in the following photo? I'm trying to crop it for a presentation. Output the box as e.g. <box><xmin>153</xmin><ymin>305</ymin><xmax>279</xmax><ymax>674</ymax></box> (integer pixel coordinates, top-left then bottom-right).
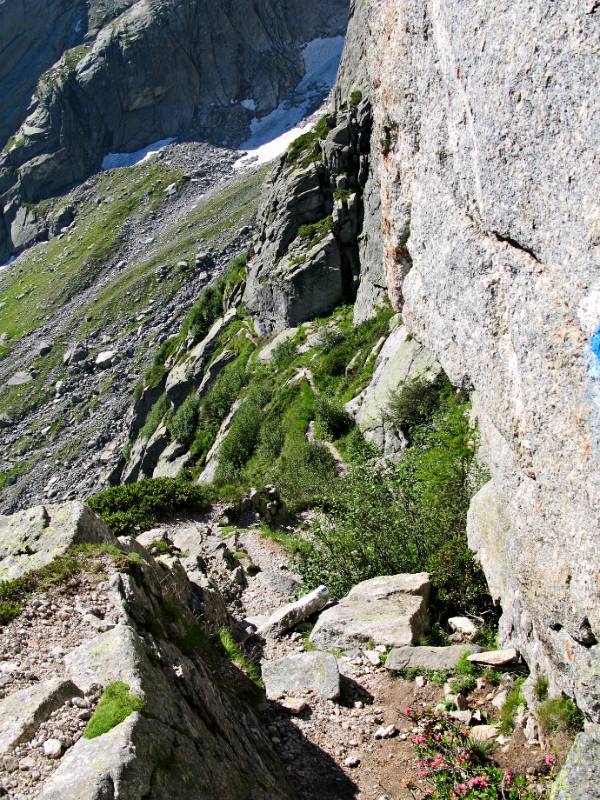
<box><xmin>298</xmin><ymin>216</ymin><xmax>333</xmax><ymax>246</ymax></box>
<box><xmin>84</xmin><ymin>681</ymin><xmax>143</xmax><ymax>739</ymax></box>
<box><xmin>217</xmin><ymin>626</ymin><xmax>264</xmax><ymax>703</ymax></box>
<box><xmin>537</xmin><ymin>695</ymin><xmax>584</xmax><ymax>735</ymax></box>
<box><xmin>533</xmin><ymin>674</ymin><xmax>549</xmax><ymax>702</ymax></box>
<box><xmin>498</xmin><ymin>677</ymin><xmax>526</xmax><ymax>734</ymax></box>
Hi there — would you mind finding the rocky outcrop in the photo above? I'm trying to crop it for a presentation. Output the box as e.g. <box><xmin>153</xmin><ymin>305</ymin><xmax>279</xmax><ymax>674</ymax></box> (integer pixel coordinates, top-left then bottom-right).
<box><xmin>0</xmin><ymin>501</ymin><xmax>113</xmax><ymax>580</ymax></box>
<box><xmin>338</xmin><ymin>0</ymin><xmax>600</xmax><ymax>736</ymax></box>
<box><xmin>244</xmin><ymin>97</ymin><xmax>384</xmax><ymax>335</ymax></box>
<box><xmin>0</xmin><ymin>502</ymin><xmax>293</xmax><ymax>799</ymax></box>
<box><xmin>0</xmin><ymin>0</ymin><xmax>349</xmax><ymax>259</ymax></box>
<box><xmin>346</xmin><ymin>315</ymin><xmax>442</xmax><ymax>456</ymax></box>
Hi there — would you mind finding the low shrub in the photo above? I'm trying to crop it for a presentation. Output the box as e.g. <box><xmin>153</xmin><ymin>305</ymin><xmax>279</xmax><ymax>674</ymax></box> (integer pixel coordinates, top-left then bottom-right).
<box><xmin>404</xmin><ymin>705</ymin><xmax>539</xmax><ymax>798</ymax></box>
<box><xmin>533</xmin><ymin>674</ymin><xmax>549</xmax><ymax>702</ymax></box>
<box><xmin>314</xmin><ymin>395</ymin><xmax>352</xmax><ymax>440</ymax></box>
<box><xmin>215</xmin><ymin>400</ymin><xmax>263</xmax><ymax>484</ymax></box>
<box><xmin>296</xmin><ymin>379</ymin><xmax>492</xmax><ymax>618</ymax></box>
<box><xmin>84</xmin><ymin>681</ymin><xmax>143</xmax><ymax>739</ymax></box>
<box><xmin>350</xmin><ymin>90</ymin><xmax>363</xmax><ymax>107</ymax></box>
<box><xmin>387</xmin><ymin>372</ymin><xmax>451</xmax><ymax>443</ymax></box>
<box><xmin>270</xmin><ymin>337</ymin><xmax>298</xmax><ymax>371</ymax></box>
<box><xmin>274</xmin><ymin>438</ymin><xmax>337</xmax><ymax>512</ymax></box>
<box><xmin>167</xmin><ymin>395</ymin><xmax>199</xmax><ymax>446</ymax></box>
<box><xmin>537</xmin><ymin>696</ymin><xmax>584</xmax><ymax>735</ymax></box>
<box><xmin>89</xmin><ymin>478</ymin><xmax>212</xmax><ymax>536</ymax></box>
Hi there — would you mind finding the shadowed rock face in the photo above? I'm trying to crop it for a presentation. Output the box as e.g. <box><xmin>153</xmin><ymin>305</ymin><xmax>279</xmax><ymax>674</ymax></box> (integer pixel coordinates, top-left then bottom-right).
<box><xmin>0</xmin><ymin>0</ymin><xmax>349</xmax><ymax>258</ymax></box>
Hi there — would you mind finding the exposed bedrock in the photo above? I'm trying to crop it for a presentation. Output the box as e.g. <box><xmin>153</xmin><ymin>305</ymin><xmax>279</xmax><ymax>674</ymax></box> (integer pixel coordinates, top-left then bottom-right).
<box><xmin>350</xmin><ymin>0</ymin><xmax>600</xmax><ymax>725</ymax></box>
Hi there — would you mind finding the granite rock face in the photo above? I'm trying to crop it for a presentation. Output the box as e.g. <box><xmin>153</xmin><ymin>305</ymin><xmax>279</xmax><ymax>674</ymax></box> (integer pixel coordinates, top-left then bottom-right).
<box><xmin>244</xmin><ymin>98</ymin><xmax>383</xmax><ymax>335</ymax></box>
<box><xmin>0</xmin><ymin>0</ymin><xmax>349</xmax><ymax>259</ymax></box>
<box><xmin>344</xmin><ymin>0</ymin><xmax>600</xmax><ymax>731</ymax></box>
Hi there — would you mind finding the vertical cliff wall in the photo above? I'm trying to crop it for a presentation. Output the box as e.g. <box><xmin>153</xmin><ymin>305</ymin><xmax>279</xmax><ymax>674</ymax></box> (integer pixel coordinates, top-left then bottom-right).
<box><xmin>354</xmin><ymin>0</ymin><xmax>599</xmax><ymax>721</ymax></box>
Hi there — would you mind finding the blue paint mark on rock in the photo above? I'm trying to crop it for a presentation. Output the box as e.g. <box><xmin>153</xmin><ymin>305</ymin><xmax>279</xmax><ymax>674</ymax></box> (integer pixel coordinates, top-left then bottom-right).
<box><xmin>591</xmin><ymin>326</ymin><xmax>600</xmax><ymax>365</ymax></box>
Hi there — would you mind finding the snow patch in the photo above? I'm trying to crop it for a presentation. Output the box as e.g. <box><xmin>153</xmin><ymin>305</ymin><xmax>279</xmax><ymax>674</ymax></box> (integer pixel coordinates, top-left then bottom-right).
<box><xmin>235</xmin><ymin>35</ymin><xmax>344</xmax><ymax>170</ymax></box>
<box><xmin>101</xmin><ymin>138</ymin><xmax>175</xmax><ymax>171</ymax></box>
<box><xmin>241</xmin><ymin>99</ymin><xmax>257</xmax><ymax>111</ymax></box>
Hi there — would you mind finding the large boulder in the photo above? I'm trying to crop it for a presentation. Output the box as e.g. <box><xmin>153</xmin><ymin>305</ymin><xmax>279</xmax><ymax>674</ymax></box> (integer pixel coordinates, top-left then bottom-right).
<box><xmin>309</xmin><ymin>573</ymin><xmax>431</xmax><ymax>651</ymax></box>
<box><xmin>263</xmin><ymin>652</ymin><xmax>340</xmax><ymax>701</ymax></box>
<box><xmin>0</xmin><ymin>502</ymin><xmax>115</xmax><ymax>580</ymax></box>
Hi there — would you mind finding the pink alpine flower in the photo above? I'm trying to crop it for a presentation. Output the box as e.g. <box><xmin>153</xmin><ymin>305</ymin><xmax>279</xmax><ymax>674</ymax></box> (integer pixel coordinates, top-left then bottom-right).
<box><xmin>456</xmin><ymin>786</ymin><xmax>467</xmax><ymax>797</ymax></box>
<box><xmin>468</xmin><ymin>776</ymin><xmax>489</xmax><ymax>789</ymax></box>
<box><xmin>411</xmin><ymin>735</ymin><xmax>427</xmax><ymax>744</ymax></box>
<box><xmin>545</xmin><ymin>754</ymin><xmax>555</xmax><ymax>766</ymax></box>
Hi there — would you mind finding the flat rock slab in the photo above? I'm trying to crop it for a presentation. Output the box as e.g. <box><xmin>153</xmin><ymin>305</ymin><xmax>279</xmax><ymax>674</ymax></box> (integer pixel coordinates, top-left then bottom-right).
<box><xmin>0</xmin><ymin>678</ymin><xmax>80</xmax><ymax>753</ymax></box>
<box><xmin>385</xmin><ymin>644</ymin><xmax>481</xmax><ymax>672</ymax></box>
<box><xmin>467</xmin><ymin>648</ymin><xmax>519</xmax><ymax>667</ymax></box>
<box><xmin>309</xmin><ymin>573</ymin><xmax>431</xmax><ymax>651</ymax></box>
<box><xmin>7</xmin><ymin>371</ymin><xmax>33</xmax><ymax>386</ymax></box>
<box><xmin>0</xmin><ymin>502</ymin><xmax>115</xmax><ymax>580</ymax></box>
<box><xmin>263</xmin><ymin>652</ymin><xmax>340</xmax><ymax>700</ymax></box>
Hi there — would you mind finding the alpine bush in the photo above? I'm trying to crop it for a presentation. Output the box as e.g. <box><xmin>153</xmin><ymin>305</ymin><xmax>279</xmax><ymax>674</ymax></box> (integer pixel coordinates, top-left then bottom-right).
<box><xmin>89</xmin><ymin>478</ymin><xmax>213</xmax><ymax>536</ymax></box>
<box><xmin>167</xmin><ymin>395</ymin><xmax>199</xmax><ymax>446</ymax></box>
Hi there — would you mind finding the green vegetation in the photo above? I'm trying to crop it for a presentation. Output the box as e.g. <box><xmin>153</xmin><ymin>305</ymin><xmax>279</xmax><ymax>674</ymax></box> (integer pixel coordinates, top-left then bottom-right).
<box><xmin>298</xmin><ymin>216</ymin><xmax>333</xmax><ymax>246</ymax></box>
<box><xmin>498</xmin><ymin>677</ymin><xmax>526</xmax><ymax>734</ymax></box>
<box><xmin>387</xmin><ymin>372</ymin><xmax>451</xmax><ymax>444</ymax></box>
<box><xmin>533</xmin><ymin>674</ymin><xmax>549</xmax><ymax>702</ymax></box>
<box><xmin>168</xmin><ymin>395</ymin><xmax>199</xmax><ymax>446</ymax></box>
<box><xmin>286</xmin><ymin>117</ymin><xmax>329</xmax><ymax>167</ymax></box>
<box><xmin>406</xmin><ymin>705</ymin><xmax>538</xmax><ymax>799</ymax></box>
<box><xmin>84</xmin><ymin>681</ymin><xmax>143</xmax><ymax>739</ymax></box>
<box><xmin>537</xmin><ymin>695</ymin><xmax>584</xmax><ymax>735</ymax></box>
<box><xmin>314</xmin><ymin>395</ymin><xmax>352</xmax><ymax>440</ymax></box>
<box><xmin>89</xmin><ymin>478</ymin><xmax>212</xmax><ymax>536</ymax></box>
<box><xmin>350</xmin><ymin>90</ymin><xmax>363</xmax><ymax>107</ymax></box>
<box><xmin>217</xmin><ymin>626</ymin><xmax>264</xmax><ymax>703</ymax></box>
<box><xmin>140</xmin><ymin>393</ymin><xmax>170</xmax><ymax>439</ymax></box>
<box><xmin>296</xmin><ymin>377</ymin><xmax>491</xmax><ymax>617</ymax></box>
